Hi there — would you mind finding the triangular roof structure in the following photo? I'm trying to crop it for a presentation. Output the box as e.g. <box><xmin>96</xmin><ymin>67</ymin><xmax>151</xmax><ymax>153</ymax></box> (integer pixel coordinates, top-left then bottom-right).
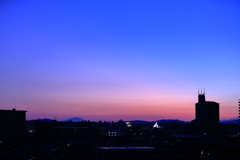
<box><xmin>153</xmin><ymin>122</ymin><xmax>159</xmax><ymax>128</ymax></box>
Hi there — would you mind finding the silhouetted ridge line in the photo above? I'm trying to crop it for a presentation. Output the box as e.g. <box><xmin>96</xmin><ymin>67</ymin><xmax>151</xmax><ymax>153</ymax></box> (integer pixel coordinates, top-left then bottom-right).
<box><xmin>62</xmin><ymin>117</ymin><xmax>85</xmax><ymax>122</ymax></box>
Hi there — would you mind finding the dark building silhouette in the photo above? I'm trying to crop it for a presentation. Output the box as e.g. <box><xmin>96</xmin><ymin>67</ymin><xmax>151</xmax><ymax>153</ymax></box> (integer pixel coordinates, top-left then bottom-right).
<box><xmin>0</xmin><ymin>108</ymin><xmax>27</xmax><ymax>138</ymax></box>
<box><xmin>34</xmin><ymin>119</ymin><xmax>57</xmax><ymax>141</ymax></box>
<box><xmin>55</xmin><ymin>127</ymin><xmax>98</xmax><ymax>142</ymax></box>
<box><xmin>96</xmin><ymin>147</ymin><xmax>157</xmax><ymax>160</ymax></box>
<box><xmin>192</xmin><ymin>90</ymin><xmax>220</xmax><ymax>130</ymax></box>
<box><xmin>34</xmin><ymin>120</ymin><xmax>98</xmax><ymax>142</ymax></box>
<box><xmin>239</xmin><ymin>99</ymin><xmax>240</xmax><ymax>124</ymax></box>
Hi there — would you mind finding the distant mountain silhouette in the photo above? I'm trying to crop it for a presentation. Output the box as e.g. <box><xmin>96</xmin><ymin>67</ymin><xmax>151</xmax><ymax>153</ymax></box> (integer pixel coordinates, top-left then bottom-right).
<box><xmin>35</xmin><ymin>118</ymin><xmax>53</xmax><ymax>122</ymax></box>
<box><xmin>126</xmin><ymin>120</ymin><xmax>149</xmax><ymax>124</ymax></box>
<box><xmin>126</xmin><ymin>119</ymin><xmax>239</xmax><ymax>124</ymax></box>
<box><xmin>29</xmin><ymin>117</ymin><xmax>238</xmax><ymax>124</ymax></box>
<box><xmin>155</xmin><ymin>119</ymin><xmax>189</xmax><ymax>124</ymax></box>
<box><xmin>62</xmin><ymin>117</ymin><xmax>85</xmax><ymax>122</ymax></box>
<box><xmin>125</xmin><ymin>119</ymin><xmax>189</xmax><ymax>124</ymax></box>
<box><xmin>220</xmin><ymin>118</ymin><xmax>239</xmax><ymax>124</ymax></box>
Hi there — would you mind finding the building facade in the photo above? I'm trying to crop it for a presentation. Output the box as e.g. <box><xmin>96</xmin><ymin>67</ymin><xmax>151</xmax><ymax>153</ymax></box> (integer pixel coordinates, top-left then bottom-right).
<box><xmin>0</xmin><ymin>108</ymin><xmax>27</xmax><ymax>138</ymax></box>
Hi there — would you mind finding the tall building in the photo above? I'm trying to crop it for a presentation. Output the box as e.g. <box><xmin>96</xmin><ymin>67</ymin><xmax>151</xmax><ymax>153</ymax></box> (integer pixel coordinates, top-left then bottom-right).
<box><xmin>239</xmin><ymin>99</ymin><xmax>240</xmax><ymax>124</ymax></box>
<box><xmin>193</xmin><ymin>90</ymin><xmax>220</xmax><ymax>128</ymax></box>
<box><xmin>0</xmin><ymin>108</ymin><xmax>27</xmax><ymax>138</ymax></box>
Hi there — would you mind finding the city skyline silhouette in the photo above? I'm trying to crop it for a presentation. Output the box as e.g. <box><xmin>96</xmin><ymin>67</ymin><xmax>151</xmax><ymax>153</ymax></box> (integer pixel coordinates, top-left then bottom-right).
<box><xmin>1</xmin><ymin>1</ymin><xmax>240</xmax><ymax>159</ymax></box>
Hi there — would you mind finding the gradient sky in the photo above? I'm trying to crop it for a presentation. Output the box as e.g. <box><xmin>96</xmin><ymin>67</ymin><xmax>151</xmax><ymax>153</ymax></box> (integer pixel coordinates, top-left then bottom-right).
<box><xmin>0</xmin><ymin>0</ymin><xmax>239</xmax><ymax>121</ymax></box>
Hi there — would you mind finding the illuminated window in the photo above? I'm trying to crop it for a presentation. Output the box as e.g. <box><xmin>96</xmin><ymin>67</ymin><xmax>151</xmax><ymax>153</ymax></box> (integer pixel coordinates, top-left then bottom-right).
<box><xmin>126</xmin><ymin>122</ymin><xmax>132</xmax><ymax>127</ymax></box>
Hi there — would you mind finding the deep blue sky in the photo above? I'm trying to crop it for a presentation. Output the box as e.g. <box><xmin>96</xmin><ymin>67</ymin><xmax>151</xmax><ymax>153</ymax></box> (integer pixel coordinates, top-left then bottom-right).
<box><xmin>0</xmin><ymin>0</ymin><xmax>239</xmax><ymax>121</ymax></box>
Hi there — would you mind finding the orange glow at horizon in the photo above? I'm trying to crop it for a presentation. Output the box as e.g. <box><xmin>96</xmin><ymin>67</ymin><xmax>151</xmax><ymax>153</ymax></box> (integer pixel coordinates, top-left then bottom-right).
<box><xmin>1</xmin><ymin>85</ymin><xmax>237</xmax><ymax>122</ymax></box>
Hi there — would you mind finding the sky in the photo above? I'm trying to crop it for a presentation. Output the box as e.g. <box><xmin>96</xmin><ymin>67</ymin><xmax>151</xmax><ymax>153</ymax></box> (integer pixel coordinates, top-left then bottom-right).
<box><xmin>0</xmin><ymin>0</ymin><xmax>239</xmax><ymax>122</ymax></box>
